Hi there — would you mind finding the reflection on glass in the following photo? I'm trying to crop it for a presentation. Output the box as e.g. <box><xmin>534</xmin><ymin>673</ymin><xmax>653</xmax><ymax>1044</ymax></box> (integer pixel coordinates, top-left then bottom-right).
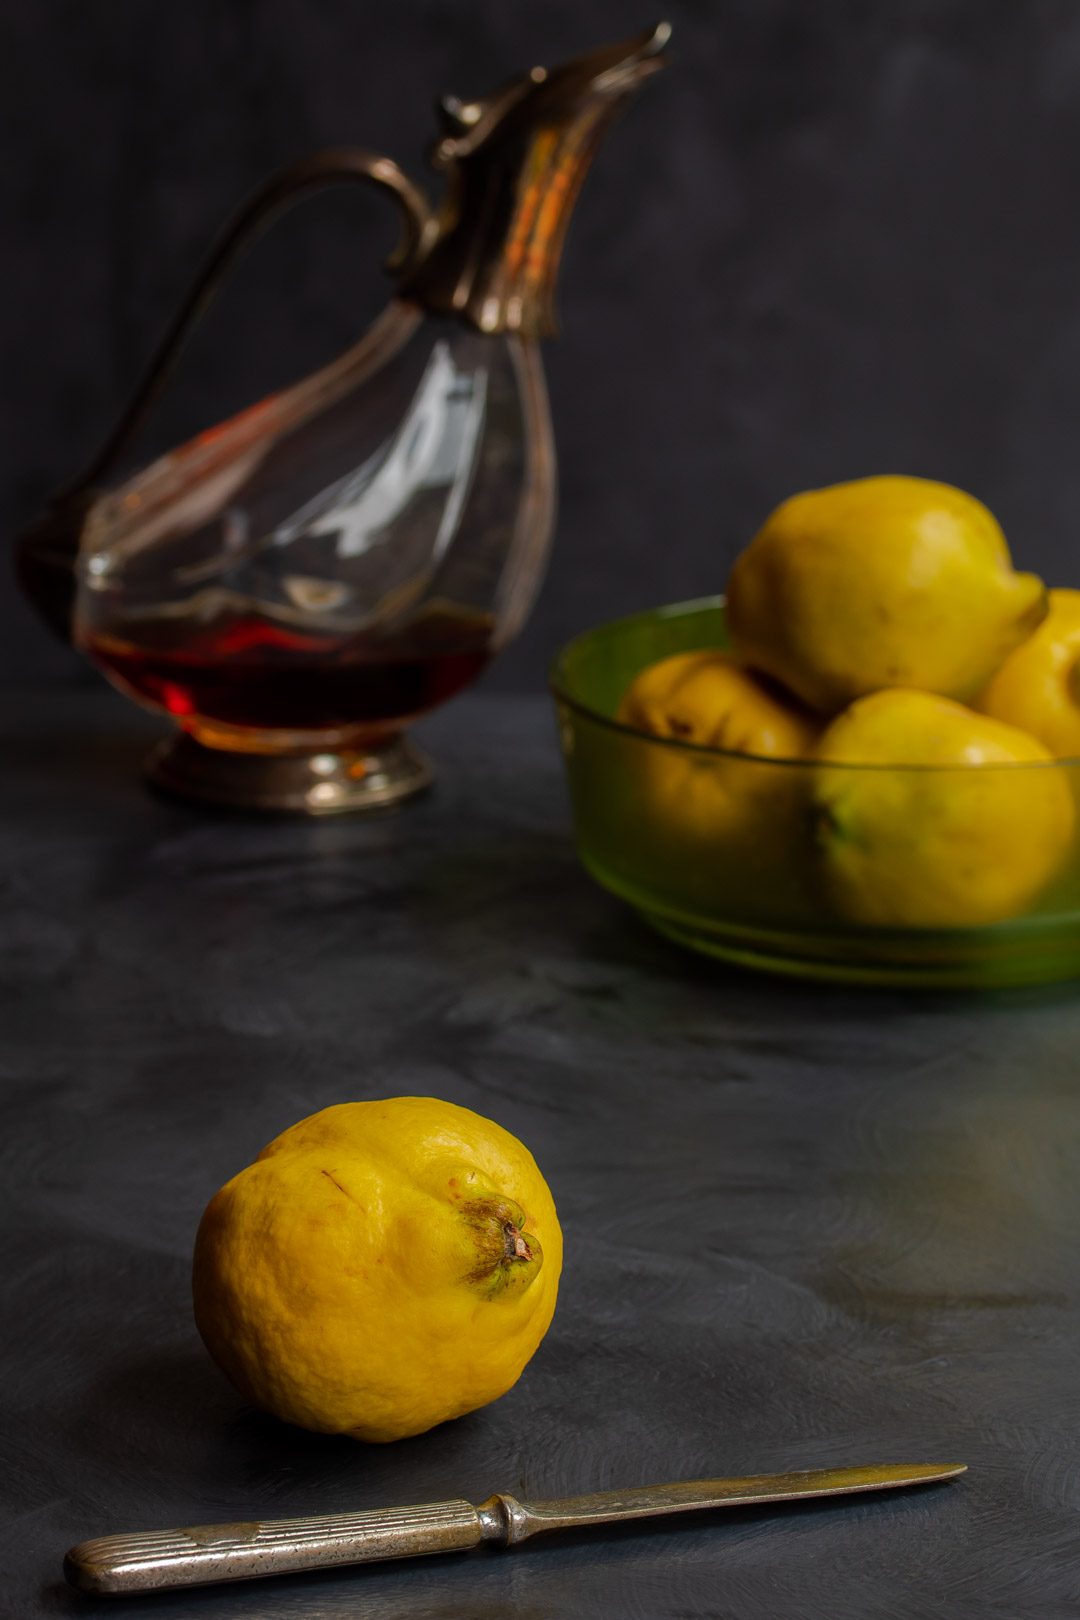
<box><xmin>76</xmin><ymin>306</ymin><xmax>553</xmax><ymax>749</ymax></box>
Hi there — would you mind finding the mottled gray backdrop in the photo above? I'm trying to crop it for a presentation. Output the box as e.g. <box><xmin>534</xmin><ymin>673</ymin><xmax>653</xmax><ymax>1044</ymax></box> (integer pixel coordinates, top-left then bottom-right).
<box><xmin>6</xmin><ymin>0</ymin><xmax>1080</xmax><ymax>688</ymax></box>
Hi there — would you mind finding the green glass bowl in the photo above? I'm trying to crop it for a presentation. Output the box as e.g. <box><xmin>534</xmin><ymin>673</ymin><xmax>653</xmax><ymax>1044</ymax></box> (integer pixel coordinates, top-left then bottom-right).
<box><xmin>550</xmin><ymin>597</ymin><xmax>1080</xmax><ymax>988</ymax></box>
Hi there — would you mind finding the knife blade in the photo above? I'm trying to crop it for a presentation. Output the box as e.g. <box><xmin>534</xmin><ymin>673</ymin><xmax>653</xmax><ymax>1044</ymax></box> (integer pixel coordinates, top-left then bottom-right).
<box><xmin>64</xmin><ymin>1460</ymin><xmax>966</xmax><ymax>1595</ymax></box>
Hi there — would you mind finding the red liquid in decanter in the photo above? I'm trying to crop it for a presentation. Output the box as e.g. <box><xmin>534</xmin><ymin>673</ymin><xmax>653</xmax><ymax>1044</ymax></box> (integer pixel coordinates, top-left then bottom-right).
<box><xmin>85</xmin><ymin>601</ymin><xmax>494</xmax><ymax>737</ymax></box>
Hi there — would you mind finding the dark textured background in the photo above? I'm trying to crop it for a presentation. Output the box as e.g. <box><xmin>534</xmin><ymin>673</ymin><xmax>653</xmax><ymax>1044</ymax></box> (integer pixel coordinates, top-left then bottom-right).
<box><xmin>7</xmin><ymin>0</ymin><xmax>1080</xmax><ymax>688</ymax></box>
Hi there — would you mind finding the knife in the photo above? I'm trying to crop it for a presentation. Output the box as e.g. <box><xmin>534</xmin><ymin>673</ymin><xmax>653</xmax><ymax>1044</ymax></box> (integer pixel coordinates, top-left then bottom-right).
<box><xmin>64</xmin><ymin>1461</ymin><xmax>965</xmax><ymax>1595</ymax></box>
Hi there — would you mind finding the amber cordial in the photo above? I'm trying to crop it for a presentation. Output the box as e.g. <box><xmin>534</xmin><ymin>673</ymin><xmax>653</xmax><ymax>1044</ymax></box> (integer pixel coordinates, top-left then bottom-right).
<box><xmin>193</xmin><ymin>1098</ymin><xmax>561</xmax><ymax>1442</ymax></box>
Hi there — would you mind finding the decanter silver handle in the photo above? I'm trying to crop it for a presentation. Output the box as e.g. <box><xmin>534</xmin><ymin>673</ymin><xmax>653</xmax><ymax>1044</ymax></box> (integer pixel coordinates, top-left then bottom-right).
<box><xmin>17</xmin><ymin>146</ymin><xmax>437</xmax><ymax>642</ymax></box>
<box><xmin>71</xmin><ymin>147</ymin><xmax>437</xmax><ymax>497</ymax></box>
<box><xmin>65</xmin><ymin>1496</ymin><xmax>487</xmax><ymax>1595</ymax></box>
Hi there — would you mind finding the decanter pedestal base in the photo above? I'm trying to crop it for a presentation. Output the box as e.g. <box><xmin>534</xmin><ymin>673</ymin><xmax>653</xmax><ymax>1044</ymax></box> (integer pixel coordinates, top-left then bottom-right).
<box><xmin>145</xmin><ymin>732</ymin><xmax>434</xmax><ymax>815</ymax></box>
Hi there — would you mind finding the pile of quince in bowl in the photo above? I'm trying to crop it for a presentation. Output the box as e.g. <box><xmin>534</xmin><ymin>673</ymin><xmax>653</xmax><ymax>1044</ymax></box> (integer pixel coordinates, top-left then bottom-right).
<box><xmin>618</xmin><ymin>475</ymin><xmax>1080</xmax><ymax>931</ymax></box>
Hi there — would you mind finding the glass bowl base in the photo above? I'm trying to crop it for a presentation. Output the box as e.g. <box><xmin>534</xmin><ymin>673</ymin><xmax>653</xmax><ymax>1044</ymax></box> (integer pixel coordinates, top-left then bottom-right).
<box><xmin>578</xmin><ymin>853</ymin><xmax>1080</xmax><ymax>990</ymax></box>
<box><xmin>146</xmin><ymin>732</ymin><xmax>434</xmax><ymax>815</ymax></box>
<box><xmin>639</xmin><ymin>906</ymin><xmax>1080</xmax><ymax>990</ymax></box>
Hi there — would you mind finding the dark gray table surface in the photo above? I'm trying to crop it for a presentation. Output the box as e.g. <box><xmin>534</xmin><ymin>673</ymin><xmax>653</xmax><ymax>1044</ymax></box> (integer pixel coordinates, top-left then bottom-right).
<box><xmin>4</xmin><ymin>687</ymin><xmax>1080</xmax><ymax>1620</ymax></box>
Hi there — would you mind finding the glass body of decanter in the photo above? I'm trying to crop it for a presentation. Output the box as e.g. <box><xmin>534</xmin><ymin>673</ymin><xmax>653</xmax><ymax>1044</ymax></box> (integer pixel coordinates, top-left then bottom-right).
<box><xmin>76</xmin><ymin>304</ymin><xmax>553</xmax><ymax>808</ymax></box>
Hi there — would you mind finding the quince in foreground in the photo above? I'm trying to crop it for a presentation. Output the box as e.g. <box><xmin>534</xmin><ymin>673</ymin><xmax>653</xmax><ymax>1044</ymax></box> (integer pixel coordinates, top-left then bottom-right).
<box><xmin>193</xmin><ymin>1098</ymin><xmax>561</xmax><ymax>1442</ymax></box>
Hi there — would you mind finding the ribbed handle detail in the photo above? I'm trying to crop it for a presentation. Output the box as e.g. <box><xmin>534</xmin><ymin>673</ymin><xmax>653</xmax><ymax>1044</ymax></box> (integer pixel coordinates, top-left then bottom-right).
<box><xmin>64</xmin><ymin>1499</ymin><xmax>484</xmax><ymax>1595</ymax></box>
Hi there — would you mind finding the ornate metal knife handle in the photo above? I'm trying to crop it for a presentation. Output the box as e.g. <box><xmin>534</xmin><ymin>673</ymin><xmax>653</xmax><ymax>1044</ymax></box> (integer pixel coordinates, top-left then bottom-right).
<box><xmin>64</xmin><ymin>1495</ymin><xmax>542</xmax><ymax>1594</ymax></box>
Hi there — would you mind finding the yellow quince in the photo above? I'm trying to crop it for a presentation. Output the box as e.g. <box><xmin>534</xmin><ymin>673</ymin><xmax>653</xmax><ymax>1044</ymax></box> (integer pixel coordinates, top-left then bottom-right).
<box><xmin>618</xmin><ymin>649</ymin><xmax>818</xmax><ymax>758</ymax></box>
<box><xmin>811</xmin><ymin>689</ymin><xmax>1074</xmax><ymax>928</ymax></box>
<box><xmin>727</xmin><ymin>475</ymin><xmax>1047</xmax><ymax>712</ymax></box>
<box><xmin>192</xmin><ymin>1098</ymin><xmax>562</xmax><ymax>1443</ymax></box>
<box><xmin>977</xmin><ymin>587</ymin><xmax>1080</xmax><ymax>758</ymax></box>
<box><xmin>617</xmin><ymin>651</ymin><xmax>821</xmax><ymax>910</ymax></box>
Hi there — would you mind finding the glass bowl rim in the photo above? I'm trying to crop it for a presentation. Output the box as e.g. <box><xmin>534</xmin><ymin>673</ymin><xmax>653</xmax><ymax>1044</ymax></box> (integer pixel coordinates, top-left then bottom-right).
<box><xmin>548</xmin><ymin>594</ymin><xmax>1080</xmax><ymax>773</ymax></box>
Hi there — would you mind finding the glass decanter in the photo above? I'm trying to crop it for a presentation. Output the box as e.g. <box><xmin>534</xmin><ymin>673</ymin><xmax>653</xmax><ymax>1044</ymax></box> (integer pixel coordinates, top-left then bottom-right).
<box><xmin>17</xmin><ymin>24</ymin><xmax>669</xmax><ymax>813</ymax></box>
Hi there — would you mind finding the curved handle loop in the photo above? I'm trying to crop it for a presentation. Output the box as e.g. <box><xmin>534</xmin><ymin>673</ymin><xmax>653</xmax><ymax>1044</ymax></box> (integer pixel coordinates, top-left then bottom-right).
<box><xmin>65</xmin><ymin>147</ymin><xmax>436</xmax><ymax>499</ymax></box>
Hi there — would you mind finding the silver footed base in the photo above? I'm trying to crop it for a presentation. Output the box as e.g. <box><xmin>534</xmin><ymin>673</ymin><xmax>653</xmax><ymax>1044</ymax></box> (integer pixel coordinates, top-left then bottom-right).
<box><xmin>146</xmin><ymin>732</ymin><xmax>435</xmax><ymax>815</ymax></box>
